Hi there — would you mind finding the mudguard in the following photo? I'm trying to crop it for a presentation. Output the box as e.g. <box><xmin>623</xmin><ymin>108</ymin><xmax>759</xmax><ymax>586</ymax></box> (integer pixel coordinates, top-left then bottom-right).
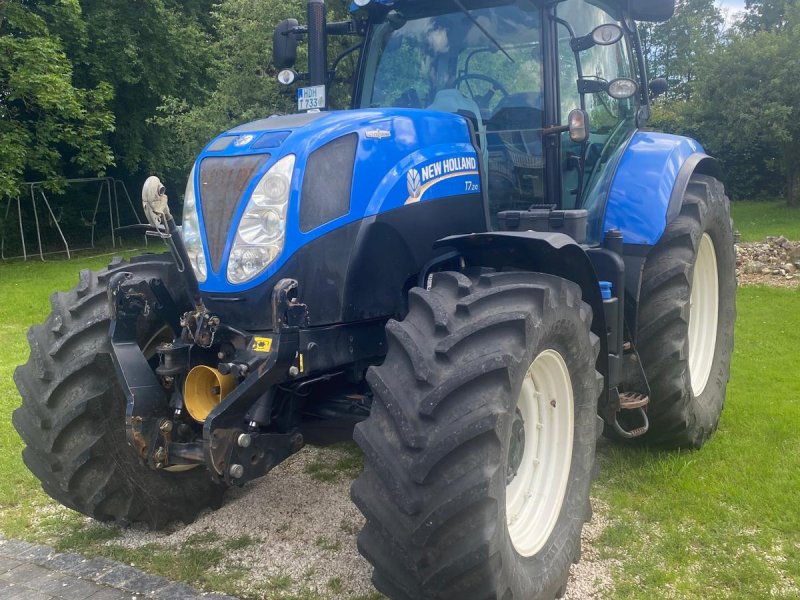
<box><xmin>602</xmin><ymin>131</ymin><xmax>720</xmax><ymax>247</ymax></box>
<box><xmin>434</xmin><ymin>231</ymin><xmax>608</xmax><ymax>381</ymax></box>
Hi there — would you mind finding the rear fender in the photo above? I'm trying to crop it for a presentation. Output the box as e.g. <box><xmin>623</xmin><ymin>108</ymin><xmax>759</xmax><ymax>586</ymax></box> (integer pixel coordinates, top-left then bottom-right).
<box><xmin>603</xmin><ymin>131</ymin><xmax>722</xmax><ymax>327</ymax></box>
<box><xmin>603</xmin><ymin>131</ymin><xmax>721</xmax><ymax>247</ymax></box>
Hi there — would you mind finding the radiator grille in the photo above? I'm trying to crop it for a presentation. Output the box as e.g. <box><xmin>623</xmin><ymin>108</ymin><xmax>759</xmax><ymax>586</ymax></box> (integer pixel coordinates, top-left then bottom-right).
<box><xmin>198</xmin><ymin>155</ymin><xmax>270</xmax><ymax>273</ymax></box>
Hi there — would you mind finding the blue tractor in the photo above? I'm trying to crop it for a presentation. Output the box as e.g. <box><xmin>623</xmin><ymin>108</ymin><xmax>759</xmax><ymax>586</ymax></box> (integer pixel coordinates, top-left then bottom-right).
<box><xmin>14</xmin><ymin>0</ymin><xmax>736</xmax><ymax>597</ymax></box>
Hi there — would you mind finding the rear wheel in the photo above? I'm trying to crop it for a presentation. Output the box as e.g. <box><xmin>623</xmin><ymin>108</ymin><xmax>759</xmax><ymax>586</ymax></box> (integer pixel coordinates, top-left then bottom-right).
<box><xmin>634</xmin><ymin>174</ymin><xmax>736</xmax><ymax>448</ymax></box>
<box><xmin>13</xmin><ymin>255</ymin><xmax>226</xmax><ymax>528</ymax></box>
<box><xmin>352</xmin><ymin>270</ymin><xmax>602</xmax><ymax>599</ymax></box>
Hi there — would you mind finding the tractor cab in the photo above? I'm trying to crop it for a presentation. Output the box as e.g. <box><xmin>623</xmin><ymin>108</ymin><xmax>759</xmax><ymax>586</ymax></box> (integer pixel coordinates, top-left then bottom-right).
<box><xmin>275</xmin><ymin>0</ymin><xmax>671</xmax><ymax>239</ymax></box>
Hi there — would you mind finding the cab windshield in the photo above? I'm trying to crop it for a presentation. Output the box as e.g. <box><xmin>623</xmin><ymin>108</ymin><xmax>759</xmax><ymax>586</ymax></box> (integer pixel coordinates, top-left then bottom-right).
<box><xmin>359</xmin><ymin>1</ymin><xmax>545</xmax><ymax>213</ymax></box>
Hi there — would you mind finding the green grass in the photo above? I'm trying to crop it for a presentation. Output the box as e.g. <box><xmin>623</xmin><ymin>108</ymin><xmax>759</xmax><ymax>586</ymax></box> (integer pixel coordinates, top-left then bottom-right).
<box><xmin>304</xmin><ymin>442</ymin><xmax>364</xmax><ymax>483</ymax></box>
<box><xmin>595</xmin><ymin>286</ymin><xmax>800</xmax><ymax>599</ymax></box>
<box><xmin>0</xmin><ymin>250</ymin><xmax>142</xmax><ymax>537</ymax></box>
<box><xmin>731</xmin><ymin>200</ymin><xmax>800</xmax><ymax>241</ymax></box>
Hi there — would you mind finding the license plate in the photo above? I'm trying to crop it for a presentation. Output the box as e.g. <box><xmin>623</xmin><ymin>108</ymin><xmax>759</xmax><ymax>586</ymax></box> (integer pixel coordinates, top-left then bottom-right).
<box><xmin>298</xmin><ymin>85</ymin><xmax>326</xmax><ymax>111</ymax></box>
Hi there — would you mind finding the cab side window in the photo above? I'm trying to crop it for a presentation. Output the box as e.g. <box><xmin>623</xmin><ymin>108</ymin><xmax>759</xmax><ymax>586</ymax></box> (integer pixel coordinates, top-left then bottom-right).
<box><xmin>556</xmin><ymin>0</ymin><xmax>637</xmax><ymax>209</ymax></box>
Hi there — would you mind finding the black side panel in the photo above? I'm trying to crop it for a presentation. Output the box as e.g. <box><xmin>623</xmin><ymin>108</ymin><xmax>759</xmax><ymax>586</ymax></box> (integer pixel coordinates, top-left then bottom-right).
<box><xmin>300</xmin><ymin>134</ymin><xmax>358</xmax><ymax>232</ymax></box>
<box><xmin>199</xmin><ymin>155</ymin><xmax>270</xmax><ymax>273</ymax></box>
<box><xmin>204</xmin><ymin>193</ymin><xmax>487</xmax><ymax>330</ymax></box>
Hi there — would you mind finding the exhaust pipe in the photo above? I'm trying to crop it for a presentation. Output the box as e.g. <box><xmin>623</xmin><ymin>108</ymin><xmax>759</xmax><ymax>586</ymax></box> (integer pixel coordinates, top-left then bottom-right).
<box><xmin>307</xmin><ymin>0</ymin><xmax>327</xmax><ymax>88</ymax></box>
<box><xmin>184</xmin><ymin>365</ymin><xmax>236</xmax><ymax>423</ymax></box>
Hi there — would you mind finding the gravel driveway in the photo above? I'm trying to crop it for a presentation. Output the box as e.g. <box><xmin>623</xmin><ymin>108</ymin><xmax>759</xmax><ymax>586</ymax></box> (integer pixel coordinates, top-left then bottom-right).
<box><xmin>108</xmin><ymin>444</ymin><xmax>613</xmax><ymax>599</ymax></box>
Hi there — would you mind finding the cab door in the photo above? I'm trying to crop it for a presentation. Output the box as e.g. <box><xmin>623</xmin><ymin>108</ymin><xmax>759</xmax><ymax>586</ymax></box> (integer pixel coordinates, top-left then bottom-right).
<box><xmin>554</xmin><ymin>0</ymin><xmax>639</xmax><ymax>212</ymax></box>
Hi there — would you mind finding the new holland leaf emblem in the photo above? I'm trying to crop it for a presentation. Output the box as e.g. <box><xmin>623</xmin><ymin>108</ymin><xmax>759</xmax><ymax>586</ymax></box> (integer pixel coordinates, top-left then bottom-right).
<box><xmin>407</xmin><ymin>168</ymin><xmax>422</xmax><ymax>199</ymax></box>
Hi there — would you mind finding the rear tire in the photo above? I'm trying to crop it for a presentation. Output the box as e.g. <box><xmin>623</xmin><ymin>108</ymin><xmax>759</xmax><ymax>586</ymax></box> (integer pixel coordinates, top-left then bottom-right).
<box><xmin>352</xmin><ymin>270</ymin><xmax>602</xmax><ymax>599</ymax></box>
<box><xmin>13</xmin><ymin>255</ymin><xmax>226</xmax><ymax>529</ymax></box>
<box><xmin>634</xmin><ymin>174</ymin><xmax>736</xmax><ymax>448</ymax></box>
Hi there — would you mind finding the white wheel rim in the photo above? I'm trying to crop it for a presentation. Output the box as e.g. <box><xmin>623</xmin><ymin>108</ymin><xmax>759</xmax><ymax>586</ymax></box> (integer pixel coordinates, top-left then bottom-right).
<box><xmin>505</xmin><ymin>349</ymin><xmax>574</xmax><ymax>557</ymax></box>
<box><xmin>688</xmin><ymin>233</ymin><xmax>719</xmax><ymax>396</ymax></box>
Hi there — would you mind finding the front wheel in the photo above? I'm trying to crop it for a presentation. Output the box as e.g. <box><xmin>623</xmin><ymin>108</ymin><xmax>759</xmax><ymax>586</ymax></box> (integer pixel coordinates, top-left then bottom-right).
<box><xmin>13</xmin><ymin>256</ymin><xmax>226</xmax><ymax>529</ymax></box>
<box><xmin>352</xmin><ymin>270</ymin><xmax>602</xmax><ymax>599</ymax></box>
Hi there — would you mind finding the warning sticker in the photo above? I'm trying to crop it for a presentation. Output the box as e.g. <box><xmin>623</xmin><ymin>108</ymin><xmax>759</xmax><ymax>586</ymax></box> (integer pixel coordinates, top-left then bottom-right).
<box><xmin>252</xmin><ymin>337</ymin><xmax>273</xmax><ymax>353</ymax></box>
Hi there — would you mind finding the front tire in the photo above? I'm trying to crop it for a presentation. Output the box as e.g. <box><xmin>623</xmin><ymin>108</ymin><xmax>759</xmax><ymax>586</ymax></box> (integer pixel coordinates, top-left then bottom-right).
<box><xmin>634</xmin><ymin>174</ymin><xmax>736</xmax><ymax>448</ymax></box>
<box><xmin>13</xmin><ymin>255</ymin><xmax>226</xmax><ymax>529</ymax></box>
<box><xmin>352</xmin><ymin>270</ymin><xmax>602</xmax><ymax>599</ymax></box>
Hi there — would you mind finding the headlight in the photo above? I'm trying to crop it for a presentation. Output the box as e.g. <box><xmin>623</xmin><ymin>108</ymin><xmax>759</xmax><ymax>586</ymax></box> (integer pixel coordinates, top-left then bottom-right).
<box><xmin>181</xmin><ymin>165</ymin><xmax>207</xmax><ymax>282</ymax></box>
<box><xmin>228</xmin><ymin>154</ymin><xmax>295</xmax><ymax>284</ymax></box>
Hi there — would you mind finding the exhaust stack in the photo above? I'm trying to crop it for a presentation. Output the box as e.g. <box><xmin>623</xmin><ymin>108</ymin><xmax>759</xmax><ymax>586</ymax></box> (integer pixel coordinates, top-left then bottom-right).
<box><xmin>307</xmin><ymin>0</ymin><xmax>328</xmax><ymax>88</ymax></box>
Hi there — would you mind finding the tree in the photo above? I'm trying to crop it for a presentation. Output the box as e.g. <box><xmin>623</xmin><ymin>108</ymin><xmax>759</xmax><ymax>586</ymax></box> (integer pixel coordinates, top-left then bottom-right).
<box><xmin>63</xmin><ymin>0</ymin><xmax>217</xmax><ymax>185</ymax></box>
<box><xmin>156</xmin><ymin>0</ymin><xmax>356</xmax><ymax>184</ymax></box>
<box><xmin>738</xmin><ymin>0</ymin><xmax>793</xmax><ymax>33</ymax></box>
<box><xmin>0</xmin><ymin>0</ymin><xmax>114</xmax><ymax>200</ymax></box>
<box><xmin>687</xmin><ymin>8</ymin><xmax>800</xmax><ymax>205</ymax></box>
<box><xmin>639</xmin><ymin>0</ymin><xmax>723</xmax><ymax>101</ymax></box>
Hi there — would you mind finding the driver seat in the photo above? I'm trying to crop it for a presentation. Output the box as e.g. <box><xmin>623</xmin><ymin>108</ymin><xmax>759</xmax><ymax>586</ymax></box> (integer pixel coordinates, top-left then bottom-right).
<box><xmin>427</xmin><ymin>89</ymin><xmax>488</xmax><ymax>167</ymax></box>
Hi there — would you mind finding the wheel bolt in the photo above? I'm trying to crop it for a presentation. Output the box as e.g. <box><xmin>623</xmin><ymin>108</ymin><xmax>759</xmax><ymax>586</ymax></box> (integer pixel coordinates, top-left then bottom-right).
<box><xmin>237</xmin><ymin>434</ymin><xmax>252</xmax><ymax>448</ymax></box>
<box><xmin>289</xmin><ymin>366</ymin><xmax>300</xmax><ymax>377</ymax></box>
<box><xmin>159</xmin><ymin>420</ymin><xmax>173</xmax><ymax>433</ymax></box>
<box><xmin>229</xmin><ymin>464</ymin><xmax>245</xmax><ymax>479</ymax></box>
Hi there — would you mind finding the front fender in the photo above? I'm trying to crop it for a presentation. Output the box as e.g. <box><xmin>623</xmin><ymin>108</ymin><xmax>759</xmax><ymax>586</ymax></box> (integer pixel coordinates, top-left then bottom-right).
<box><xmin>603</xmin><ymin>131</ymin><xmax>720</xmax><ymax>246</ymax></box>
<box><xmin>434</xmin><ymin>231</ymin><xmax>608</xmax><ymax>381</ymax></box>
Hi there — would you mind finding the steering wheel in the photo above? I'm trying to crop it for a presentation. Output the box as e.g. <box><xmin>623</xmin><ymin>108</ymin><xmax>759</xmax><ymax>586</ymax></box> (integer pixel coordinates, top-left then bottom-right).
<box><xmin>453</xmin><ymin>73</ymin><xmax>509</xmax><ymax>108</ymax></box>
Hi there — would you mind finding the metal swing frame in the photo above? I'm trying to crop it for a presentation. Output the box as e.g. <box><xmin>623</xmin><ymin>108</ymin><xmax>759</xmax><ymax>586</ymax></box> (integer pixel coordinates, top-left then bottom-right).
<box><xmin>1</xmin><ymin>177</ymin><xmax>147</xmax><ymax>261</ymax></box>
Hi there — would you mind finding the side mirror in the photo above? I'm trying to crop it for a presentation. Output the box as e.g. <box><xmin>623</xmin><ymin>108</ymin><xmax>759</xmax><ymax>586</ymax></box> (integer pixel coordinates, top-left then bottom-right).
<box><xmin>628</xmin><ymin>0</ymin><xmax>675</xmax><ymax>22</ymax></box>
<box><xmin>273</xmin><ymin>18</ymin><xmax>299</xmax><ymax>69</ymax></box>
<box><xmin>649</xmin><ymin>77</ymin><xmax>669</xmax><ymax>98</ymax></box>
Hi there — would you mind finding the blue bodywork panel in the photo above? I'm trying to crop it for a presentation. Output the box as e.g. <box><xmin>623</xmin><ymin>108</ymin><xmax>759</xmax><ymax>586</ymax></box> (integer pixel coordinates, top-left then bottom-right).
<box><xmin>602</xmin><ymin>131</ymin><xmax>705</xmax><ymax>246</ymax></box>
<box><xmin>194</xmin><ymin>109</ymin><xmax>480</xmax><ymax>293</ymax></box>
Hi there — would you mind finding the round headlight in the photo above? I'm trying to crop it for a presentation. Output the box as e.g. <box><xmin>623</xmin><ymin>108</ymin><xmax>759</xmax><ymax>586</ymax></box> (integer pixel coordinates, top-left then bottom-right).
<box><xmin>608</xmin><ymin>78</ymin><xmax>638</xmax><ymax>100</ymax></box>
<box><xmin>592</xmin><ymin>24</ymin><xmax>623</xmax><ymax>46</ymax></box>
<box><xmin>238</xmin><ymin>207</ymin><xmax>285</xmax><ymax>245</ymax></box>
<box><xmin>255</xmin><ymin>174</ymin><xmax>290</xmax><ymax>205</ymax></box>
<box><xmin>229</xmin><ymin>246</ymin><xmax>277</xmax><ymax>284</ymax></box>
<box><xmin>277</xmin><ymin>69</ymin><xmax>297</xmax><ymax>85</ymax></box>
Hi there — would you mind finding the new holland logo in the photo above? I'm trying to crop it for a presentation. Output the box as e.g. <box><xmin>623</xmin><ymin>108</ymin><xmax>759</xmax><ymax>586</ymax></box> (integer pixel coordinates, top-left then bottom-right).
<box><xmin>233</xmin><ymin>134</ymin><xmax>255</xmax><ymax>147</ymax></box>
<box><xmin>405</xmin><ymin>156</ymin><xmax>480</xmax><ymax>204</ymax></box>
<box><xmin>407</xmin><ymin>168</ymin><xmax>422</xmax><ymax>199</ymax></box>
<box><xmin>365</xmin><ymin>129</ymin><xmax>391</xmax><ymax>140</ymax></box>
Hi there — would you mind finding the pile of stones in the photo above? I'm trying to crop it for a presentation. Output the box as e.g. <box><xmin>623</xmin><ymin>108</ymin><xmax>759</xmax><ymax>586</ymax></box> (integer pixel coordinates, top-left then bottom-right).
<box><xmin>735</xmin><ymin>235</ymin><xmax>800</xmax><ymax>281</ymax></box>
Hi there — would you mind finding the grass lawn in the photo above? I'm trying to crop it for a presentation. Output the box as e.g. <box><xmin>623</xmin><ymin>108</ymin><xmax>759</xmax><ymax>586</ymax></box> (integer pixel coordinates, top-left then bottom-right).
<box><xmin>0</xmin><ymin>240</ymin><xmax>798</xmax><ymax>598</ymax></box>
<box><xmin>595</xmin><ymin>286</ymin><xmax>800</xmax><ymax>599</ymax></box>
<box><xmin>731</xmin><ymin>199</ymin><xmax>800</xmax><ymax>241</ymax></box>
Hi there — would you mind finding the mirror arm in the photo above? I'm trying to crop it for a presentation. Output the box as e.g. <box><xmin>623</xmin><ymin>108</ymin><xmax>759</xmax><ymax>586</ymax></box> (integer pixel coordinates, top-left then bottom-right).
<box><xmin>542</xmin><ymin>124</ymin><xmax>570</xmax><ymax>137</ymax></box>
<box><xmin>551</xmin><ymin>15</ymin><xmax>586</xmax><ymax>111</ymax></box>
<box><xmin>327</xmin><ymin>20</ymin><xmax>363</xmax><ymax>36</ymax></box>
<box><xmin>577</xmin><ymin>78</ymin><xmax>608</xmax><ymax>94</ymax></box>
<box><xmin>328</xmin><ymin>41</ymin><xmax>364</xmax><ymax>86</ymax></box>
<box><xmin>570</xmin><ymin>35</ymin><xmax>594</xmax><ymax>52</ymax></box>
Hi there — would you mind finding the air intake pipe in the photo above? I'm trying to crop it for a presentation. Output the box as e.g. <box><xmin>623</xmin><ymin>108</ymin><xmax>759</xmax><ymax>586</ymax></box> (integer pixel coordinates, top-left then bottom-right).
<box><xmin>307</xmin><ymin>0</ymin><xmax>328</xmax><ymax>88</ymax></box>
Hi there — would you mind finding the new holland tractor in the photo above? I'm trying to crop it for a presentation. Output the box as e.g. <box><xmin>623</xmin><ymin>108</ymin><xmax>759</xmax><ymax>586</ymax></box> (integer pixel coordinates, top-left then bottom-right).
<box><xmin>13</xmin><ymin>0</ymin><xmax>736</xmax><ymax>598</ymax></box>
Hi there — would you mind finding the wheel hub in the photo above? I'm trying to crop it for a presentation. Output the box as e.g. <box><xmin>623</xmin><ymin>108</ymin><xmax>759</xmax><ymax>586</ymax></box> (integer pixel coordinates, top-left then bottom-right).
<box><xmin>507</xmin><ymin>409</ymin><xmax>526</xmax><ymax>484</ymax></box>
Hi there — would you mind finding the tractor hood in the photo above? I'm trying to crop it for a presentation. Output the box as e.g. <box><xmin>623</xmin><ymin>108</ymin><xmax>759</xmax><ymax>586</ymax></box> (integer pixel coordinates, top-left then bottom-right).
<box><xmin>187</xmin><ymin>108</ymin><xmax>482</xmax><ymax>297</ymax></box>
